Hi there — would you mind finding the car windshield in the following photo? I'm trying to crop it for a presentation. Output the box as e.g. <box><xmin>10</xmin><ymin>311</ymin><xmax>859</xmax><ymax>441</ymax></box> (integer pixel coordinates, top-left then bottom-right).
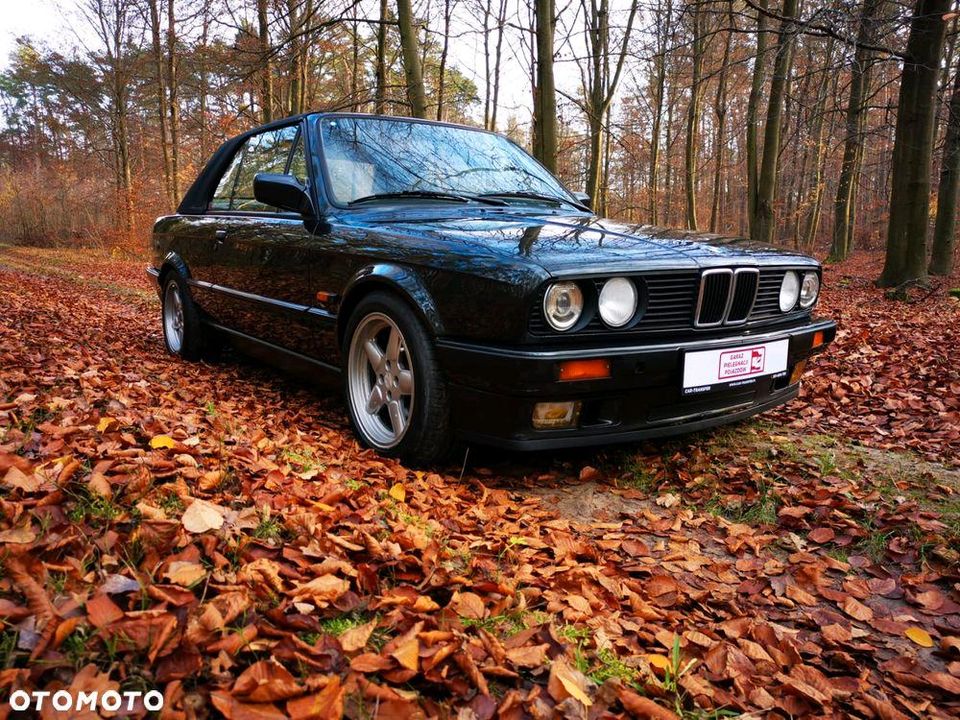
<box><xmin>318</xmin><ymin>116</ymin><xmax>576</xmax><ymax>207</ymax></box>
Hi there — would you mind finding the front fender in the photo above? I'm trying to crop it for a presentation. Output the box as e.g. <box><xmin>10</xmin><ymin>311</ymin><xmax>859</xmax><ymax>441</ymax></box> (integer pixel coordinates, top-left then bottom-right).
<box><xmin>337</xmin><ymin>264</ymin><xmax>444</xmax><ymax>342</ymax></box>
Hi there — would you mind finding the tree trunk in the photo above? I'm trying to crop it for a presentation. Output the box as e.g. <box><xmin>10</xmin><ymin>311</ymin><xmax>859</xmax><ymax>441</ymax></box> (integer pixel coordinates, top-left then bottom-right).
<box><xmin>396</xmin><ymin>0</ymin><xmax>428</xmax><ymax>118</ymax></box>
<box><xmin>648</xmin><ymin>0</ymin><xmax>672</xmax><ymax>224</ymax></box>
<box><xmin>148</xmin><ymin>0</ymin><xmax>172</xmax><ymax>207</ymax></box>
<box><xmin>584</xmin><ymin>0</ymin><xmax>638</xmax><ymax>209</ymax></box>
<box><xmin>709</xmin><ymin>5</ymin><xmax>733</xmax><ymax>233</ymax></box>
<box><xmin>198</xmin><ymin>5</ymin><xmax>210</xmax><ymax>158</ymax></box>
<box><xmin>752</xmin><ymin>0</ymin><xmax>798</xmax><ymax>244</ymax></box>
<box><xmin>436</xmin><ymin>0</ymin><xmax>451</xmax><ymax>120</ymax></box>
<box><xmin>746</xmin><ymin>0</ymin><xmax>769</xmax><ymax>237</ymax></box>
<box><xmin>831</xmin><ymin>0</ymin><xmax>882</xmax><ymax>260</ymax></box>
<box><xmin>375</xmin><ymin>0</ymin><xmax>389</xmax><ymax>114</ymax></box>
<box><xmin>287</xmin><ymin>0</ymin><xmax>302</xmax><ymax>114</ymax></box>
<box><xmin>684</xmin><ymin>0</ymin><xmax>705</xmax><ymax>230</ymax></box>
<box><xmin>800</xmin><ymin>39</ymin><xmax>836</xmax><ymax>251</ymax></box>
<box><xmin>880</xmin><ymin>0</ymin><xmax>951</xmax><ymax>288</ymax></box>
<box><xmin>533</xmin><ymin>0</ymin><xmax>557</xmax><ymax>172</ymax></box>
<box><xmin>351</xmin><ymin>20</ymin><xmax>360</xmax><ymax>111</ymax></box>
<box><xmin>166</xmin><ymin>0</ymin><xmax>180</xmax><ymax>201</ymax></box>
<box><xmin>257</xmin><ymin>0</ymin><xmax>273</xmax><ymax>122</ymax></box>
<box><xmin>930</xmin><ymin>61</ymin><xmax>960</xmax><ymax>275</ymax></box>
<box><xmin>490</xmin><ymin>0</ymin><xmax>507</xmax><ymax>130</ymax></box>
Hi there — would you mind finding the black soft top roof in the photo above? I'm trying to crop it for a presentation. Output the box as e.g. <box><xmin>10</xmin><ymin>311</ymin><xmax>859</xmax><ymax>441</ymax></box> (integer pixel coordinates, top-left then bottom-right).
<box><xmin>177</xmin><ymin>113</ymin><xmax>308</xmax><ymax>215</ymax></box>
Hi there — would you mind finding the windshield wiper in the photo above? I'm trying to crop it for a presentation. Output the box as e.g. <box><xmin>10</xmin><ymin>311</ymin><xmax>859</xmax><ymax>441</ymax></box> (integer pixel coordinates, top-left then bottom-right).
<box><xmin>478</xmin><ymin>191</ymin><xmax>587</xmax><ymax>210</ymax></box>
<box><xmin>348</xmin><ymin>190</ymin><xmax>506</xmax><ymax>206</ymax></box>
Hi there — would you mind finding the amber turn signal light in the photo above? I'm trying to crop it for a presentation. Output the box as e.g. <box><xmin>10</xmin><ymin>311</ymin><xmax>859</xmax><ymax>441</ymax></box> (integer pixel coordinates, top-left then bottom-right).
<box><xmin>789</xmin><ymin>359</ymin><xmax>808</xmax><ymax>385</ymax></box>
<box><xmin>811</xmin><ymin>330</ymin><xmax>825</xmax><ymax>349</ymax></box>
<box><xmin>557</xmin><ymin>358</ymin><xmax>611</xmax><ymax>382</ymax></box>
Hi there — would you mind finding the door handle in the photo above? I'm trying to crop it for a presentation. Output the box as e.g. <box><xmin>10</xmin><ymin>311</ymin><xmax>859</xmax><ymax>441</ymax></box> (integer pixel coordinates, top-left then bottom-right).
<box><xmin>214</xmin><ymin>229</ymin><xmax>227</xmax><ymax>248</ymax></box>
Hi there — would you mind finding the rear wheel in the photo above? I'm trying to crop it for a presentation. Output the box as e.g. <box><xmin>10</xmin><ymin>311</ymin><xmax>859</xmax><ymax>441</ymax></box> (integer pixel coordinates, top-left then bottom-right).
<box><xmin>161</xmin><ymin>273</ymin><xmax>204</xmax><ymax>361</ymax></box>
<box><xmin>343</xmin><ymin>292</ymin><xmax>451</xmax><ymax>465</ymax></box>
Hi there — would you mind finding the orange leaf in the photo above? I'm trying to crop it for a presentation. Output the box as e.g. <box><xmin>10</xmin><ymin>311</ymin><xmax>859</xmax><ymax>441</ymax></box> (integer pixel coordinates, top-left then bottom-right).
<box><xmin>339</xmin><ymin>620</ymin><xmax>377</xmax><ymax>653</ymax></box>
<box><xmin>149</xmin><ymin>434</ymin><xmax>177</xmax><ymax>449</ymax></box>
<box><xmin>904</xmin><ymin>627</ymin><xmax>934</xmax><ymax>648</ymax></box>
<box><xmin>233</xmin><ymin>660</ymin><xmax>303</xmax><ymax>702</ymax></box>
<box><xmin>391</xmin><ymin>636</ymin><xmax>420</xmax><ymax>671</ymax></box>
<box><xmin>548</xmin><ymin>657</ymin><xmax>592</xmax><ymax>706</ymax></box>
<box><xmin>287</xmin><ymin>676</ymin><xmax>344</xmax><ymax>720</ymax></box>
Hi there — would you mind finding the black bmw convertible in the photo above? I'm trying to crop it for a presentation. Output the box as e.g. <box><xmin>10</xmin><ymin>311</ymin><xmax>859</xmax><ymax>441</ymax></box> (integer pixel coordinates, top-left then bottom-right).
<box><xmin>148</xmin><ymin>113</ymin><xmax>835</xmax><ymax>464</ymax></box>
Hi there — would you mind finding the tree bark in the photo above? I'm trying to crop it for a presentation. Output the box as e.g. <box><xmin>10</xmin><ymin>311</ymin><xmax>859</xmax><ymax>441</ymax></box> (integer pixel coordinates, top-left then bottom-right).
<box><xmin>648</xmin><ymin>0</ymin><xmax>672</xmax><ymax>224</ymax></box>
<box><xmin>166</xmin><ymin>0</ymin><xmax>180</xmax><ymax>201</ymax></box>
<box><xmin>533</xmin><ymin>0</ymin><xmax>557</xmax><ymax>172</ymax></box>
<box><xmin>257</xmin><ymin>0</ymin><xmax>273</xmax><ymax>122</ymax></box>
<box><xmin>752</xmin><ymin>0</ymin><xmax>798</xmax><ymax>244</ymax></box>
<box><xmin>490</xmin><ymin>0</ymin><xmax>507</xmax><ymax>131</ymax></box>
<box><xmin>880</xmin><ymin>0</ymin><xmax>951</xmax><ymax>288</ymax></box>
<box><xmin>148</xmin><ymin>0</ymin><xmax>172</xmax><ymax>207</ymax></box>
<box><xmin>584</xmin><ymin>0</ymin><xmax>638</xmax><ymax>209</ymax></box>
<box><xmin>709</xmin><ymin>4</ymin><xmax>733</xmax><ymax>232</ymax></box>
<box><xmin>287</xmin><ymin>0</ymin><xmax>302</xmax><ymax>114</ymax></box>
<box><xmin>396</xmin><ymin>0</ymin><xmax>428</xmax><ymax>118</ymax></box>
<box><xmin>375</xmin><ymin>0</ymin><xmax>389</xmax><ymax>114</ymax></box>
<box><xmin>831</xmin><ymin>0</ymin><xmax>882</xmax><ymax>260</ymax></box>
<box><xmin>436</xmin><ymin>0</ymin><xmax>451</xmax><ymax>120</ymax></box>
<box><xmin>930</xmin><ymin>61</ymin><xmax>960</xmax><ymax>275</ymax></box>
<box><xmin>684</xmin><ymin>0</ymin><xmax>705</xmax><ymax>230</ymax></box>
<box><xmin>800</xmin><ymin>39</ymin><xmax>836</xmax><ymax>251</ymax></box>
<box><xmin>746</xmin><ymin>0</ymin><xmax>769</xmax><ymax>238</ymax></box>
<box><xmin>397</xmin><ymin>0</ymin><xmax>427</xmax><ymax>118</ymax></box>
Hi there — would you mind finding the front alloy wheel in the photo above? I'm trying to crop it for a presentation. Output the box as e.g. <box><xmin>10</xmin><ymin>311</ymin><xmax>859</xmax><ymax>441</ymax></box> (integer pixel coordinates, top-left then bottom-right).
<box><xmin>343</xmin><ymin>292</ymin><xmax>452</xmax><ymax>465</ymax></box>
<box><xmin>347</xmin><ymin>313</ymin><xmax>415</xmax><ymax>448</ymax></box>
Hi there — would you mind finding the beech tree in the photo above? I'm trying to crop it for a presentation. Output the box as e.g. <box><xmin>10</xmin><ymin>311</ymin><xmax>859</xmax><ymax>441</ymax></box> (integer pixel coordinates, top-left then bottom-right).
<box><xmin>930</xmin><ymin>59</ymin><xmax>960</xmax><ymax>276</ymax></box>
<box><xmin>879</xmin><ymin>0</ymin><xmax>951</xmax><ymax>289</ymax></box>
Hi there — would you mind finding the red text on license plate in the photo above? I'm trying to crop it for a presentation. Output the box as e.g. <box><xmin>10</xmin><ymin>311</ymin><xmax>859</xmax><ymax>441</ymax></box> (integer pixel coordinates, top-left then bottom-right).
<box><xmin>718</xmin><ymin>346</ymin><xmax>766</xmax><ymax>379</ymax></box>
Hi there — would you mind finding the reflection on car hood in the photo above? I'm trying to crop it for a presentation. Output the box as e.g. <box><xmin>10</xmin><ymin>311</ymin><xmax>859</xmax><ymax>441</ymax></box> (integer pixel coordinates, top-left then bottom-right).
<box><xmin>362</xmin><ymin>212</ymin><xmax>816</xmax><ymax>274</ymax></box>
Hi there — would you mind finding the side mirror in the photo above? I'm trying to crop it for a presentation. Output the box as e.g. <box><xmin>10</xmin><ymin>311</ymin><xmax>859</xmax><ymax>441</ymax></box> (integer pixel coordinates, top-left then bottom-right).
<box><xmin>253</xmin><ymin>173</ymin><xmax>315</xmax><ymax>217</ymax></box>
<box><xmin>573</xmin><ymin>191</ymin><xmax>592</xmax><ymax>209</ymax></box>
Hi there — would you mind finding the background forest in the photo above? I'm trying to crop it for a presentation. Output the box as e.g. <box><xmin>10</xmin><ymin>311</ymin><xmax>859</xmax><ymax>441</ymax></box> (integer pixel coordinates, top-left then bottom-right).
<box><xmin>0</xmin><ymin>0</ymin><xmax>958</xmax><ymax>290</ymax></box>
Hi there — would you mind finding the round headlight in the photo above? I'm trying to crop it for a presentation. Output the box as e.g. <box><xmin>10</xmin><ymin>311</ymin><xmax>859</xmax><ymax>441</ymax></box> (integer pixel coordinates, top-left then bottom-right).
<box><xmin>779</xmin><ymin>271</ymin><xmax>800</xmax><ymax>312</ymax></box>
<box><xmin>799</xmin><ymin>271</ymin><xmax>820</xmax><ymax>308</ymax></box>
<box><xmin>543</xmin><ymin>282</ymin><xmax>583</xmax><ymax>331</ymax></box>
<box><xmin>598</xmin><ymin>277</ymin><xmax>638</xmax><ymax>327</ymax></box>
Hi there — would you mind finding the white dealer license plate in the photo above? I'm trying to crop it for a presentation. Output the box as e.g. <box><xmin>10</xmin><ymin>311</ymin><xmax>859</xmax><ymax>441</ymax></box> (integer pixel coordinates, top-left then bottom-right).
<box><xmin>682</xmin><ymin>339</ymin><xmax>789</xmax><ymax>394</ymax></box>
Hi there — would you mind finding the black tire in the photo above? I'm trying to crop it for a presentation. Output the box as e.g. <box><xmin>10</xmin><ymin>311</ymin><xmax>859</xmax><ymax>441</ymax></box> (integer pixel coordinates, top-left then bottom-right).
<box><xmin>161</xmin><ymin>273</ymin><xmax>205</xmax><ymax>361</ymax></box>
<box><xmin>342</xmin><ymin>291</ymin><xmax>452</xmax><ymax>465</ymax></box>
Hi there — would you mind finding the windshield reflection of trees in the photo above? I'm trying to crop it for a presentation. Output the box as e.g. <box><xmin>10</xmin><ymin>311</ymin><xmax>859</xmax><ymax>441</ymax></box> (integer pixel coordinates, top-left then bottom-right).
<box><xmin>321</xmin><ymin>118</ymin><xmax>569</xmax><ymax>203</ymax></box>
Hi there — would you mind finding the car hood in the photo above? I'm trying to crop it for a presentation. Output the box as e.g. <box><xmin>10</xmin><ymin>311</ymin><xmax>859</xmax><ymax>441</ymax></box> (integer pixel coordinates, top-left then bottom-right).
<box><xmin>362</xmin><ymin>211</ymin><xmax>816</xmax><ymax>275</ymax></box>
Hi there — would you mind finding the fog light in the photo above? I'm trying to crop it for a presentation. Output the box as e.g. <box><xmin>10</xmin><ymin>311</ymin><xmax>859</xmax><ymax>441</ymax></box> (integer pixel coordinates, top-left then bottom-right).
<box><xmin>789</xmin><ymin>360</ymin><xmax>808</xmax><ymax>385</ymax></box>
<box><xmin>532</xmin><ymin>401</ymin><xmax>581</xmax><ymax>430</ymax></box>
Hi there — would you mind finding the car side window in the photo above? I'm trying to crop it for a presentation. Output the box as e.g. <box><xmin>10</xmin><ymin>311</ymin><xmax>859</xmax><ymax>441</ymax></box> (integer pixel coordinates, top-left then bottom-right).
<box><xmin>287</xmin><ymin>132</ymin><xmax>308</xmax><ymax>185</ymax></box>
<box><xmin>230</xmin><ymin>125</ymin><xmax>300</xmax><ymax>212</ymax></box>
<box><xmin>210</xmin><ymin>148</ymin><xmax>244</xmax><ymax>210</ymax></box>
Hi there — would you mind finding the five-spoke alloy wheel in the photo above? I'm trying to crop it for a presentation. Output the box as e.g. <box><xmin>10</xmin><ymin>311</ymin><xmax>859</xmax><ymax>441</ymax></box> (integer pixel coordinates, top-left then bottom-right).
<box><xmin>161</xmin><ymin>273</ymin><xmax>204</xmax><ymax>360</ymax></box>
<box><xmin>343</xmin><ymin>292</ymin><xmax>451</xmax><ymax>464</ymax></box>
<box><xmin>163</xmin><ymin>281</ymin><xmax>186</xmax><ymax>353</ymax></box>
<box><xmin>347</xmin><ymin>313</ymin><xmax>415</xmax><ymax>447</ymax></box>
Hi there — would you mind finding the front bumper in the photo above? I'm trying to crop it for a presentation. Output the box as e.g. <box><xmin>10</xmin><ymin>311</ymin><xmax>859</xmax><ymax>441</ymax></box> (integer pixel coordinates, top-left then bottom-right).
<box><xmin>436</xmin><ymin>319</ymin><xmax>836</xmax><ymax>450</ymax></box>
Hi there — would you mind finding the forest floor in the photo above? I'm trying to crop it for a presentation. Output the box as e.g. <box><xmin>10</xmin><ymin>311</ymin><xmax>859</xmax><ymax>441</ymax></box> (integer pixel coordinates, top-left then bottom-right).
<box><xmin>0</xmin><ymin>243</ymin><xmax>959</xmax><ymax>719</ymax></box>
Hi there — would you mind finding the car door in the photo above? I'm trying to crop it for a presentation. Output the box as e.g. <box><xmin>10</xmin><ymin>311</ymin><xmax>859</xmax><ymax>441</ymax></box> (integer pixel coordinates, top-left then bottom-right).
<box><xmin>201</xmin><ymin>124</ymin><xmax>319</xmax><ymax>349</ymax></box>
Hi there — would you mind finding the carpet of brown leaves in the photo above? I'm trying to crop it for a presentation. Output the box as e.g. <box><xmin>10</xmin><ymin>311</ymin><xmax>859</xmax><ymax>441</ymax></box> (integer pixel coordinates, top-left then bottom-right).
<box><xmin>0</xmin><ymin>245</ymin><xmax>958</xmax><ymax>719</ymax></box>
